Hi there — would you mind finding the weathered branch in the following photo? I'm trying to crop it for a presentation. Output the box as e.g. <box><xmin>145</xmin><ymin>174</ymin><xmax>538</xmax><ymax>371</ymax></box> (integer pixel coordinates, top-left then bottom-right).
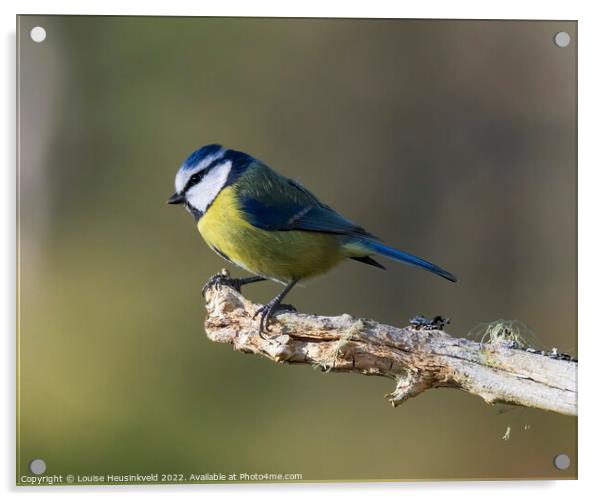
<box><xmin>203</xmin><ymin>272</ymin><xmax>577</xmax><ymax>416</ymax></box>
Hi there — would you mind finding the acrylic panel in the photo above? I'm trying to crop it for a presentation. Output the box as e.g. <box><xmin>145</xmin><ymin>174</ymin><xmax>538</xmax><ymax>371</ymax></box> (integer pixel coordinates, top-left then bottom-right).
<box><xmin>17</xmin><ymin>16</ymin><xmax>577</xmax><ymax>485</ymax></box>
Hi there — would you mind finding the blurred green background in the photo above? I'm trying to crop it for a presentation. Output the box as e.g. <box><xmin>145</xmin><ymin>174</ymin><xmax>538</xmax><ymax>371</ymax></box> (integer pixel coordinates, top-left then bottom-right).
<box><xmin>17</xmin><ymin>16</ymin><xmax>576</xmax><ymax>482</ymax></box>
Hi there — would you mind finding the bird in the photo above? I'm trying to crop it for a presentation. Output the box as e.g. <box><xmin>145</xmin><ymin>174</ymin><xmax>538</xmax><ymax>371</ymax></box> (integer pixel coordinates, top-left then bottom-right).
<box><xmin>168</xmin><ymin>144</ymin><xmax>457</xmax><ymax>334</ymax></box>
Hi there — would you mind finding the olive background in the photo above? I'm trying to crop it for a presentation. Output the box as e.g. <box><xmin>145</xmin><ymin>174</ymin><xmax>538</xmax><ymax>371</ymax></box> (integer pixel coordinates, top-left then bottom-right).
<box><xmin>17</xmin><ymin>16</ymin><xmax>576</xmax><ymax>482</ymax></box>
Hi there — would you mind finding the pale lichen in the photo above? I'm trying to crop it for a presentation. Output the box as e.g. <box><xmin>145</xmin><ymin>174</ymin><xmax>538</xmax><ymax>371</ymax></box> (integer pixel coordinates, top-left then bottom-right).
<box><xmin>316</xmin><ymin>319</ymin><xmax>364</xmax><ymax>373</ymax></box>
<box><xmin>468</xmin><ymin>319</ymin><xmax>537</xmax><ymax>349</ymax></box>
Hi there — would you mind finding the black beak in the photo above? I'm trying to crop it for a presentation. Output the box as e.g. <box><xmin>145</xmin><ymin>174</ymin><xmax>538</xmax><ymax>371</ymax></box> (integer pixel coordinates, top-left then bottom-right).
<box><xmin>167</xmin><ymin>192</ymin><xmax>185</xmax><ymax>205</ymax></box>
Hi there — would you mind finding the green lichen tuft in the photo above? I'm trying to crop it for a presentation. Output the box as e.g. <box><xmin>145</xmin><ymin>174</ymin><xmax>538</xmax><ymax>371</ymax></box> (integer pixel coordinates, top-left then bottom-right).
<box><xmin>468</xmin><ymin>319</ymin><xmax>537</xmax><ymax>349</ymax></box>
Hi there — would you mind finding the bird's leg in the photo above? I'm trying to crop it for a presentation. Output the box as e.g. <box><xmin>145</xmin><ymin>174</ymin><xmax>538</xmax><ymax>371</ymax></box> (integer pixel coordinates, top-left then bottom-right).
<box><xmin>230</xmin><ymin>276</ymin><xmax>266</xmax><ymax>289</ymax></box>
<box><xmin>253</xmin><ymin>280</ymin><xmax>298</xmax><ymax>337</ymax></box>
<box><xmin>202</xmin><ymin>272</ymin><xmax>266</xmax><ymax>295</ymax></box>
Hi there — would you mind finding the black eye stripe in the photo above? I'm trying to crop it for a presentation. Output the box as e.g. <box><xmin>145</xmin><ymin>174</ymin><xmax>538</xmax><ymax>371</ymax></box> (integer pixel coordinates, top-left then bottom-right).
<box><xmin>182</xmin><ymin>157</ymin><xmax>225</xmax><ymax>194</ymax></box>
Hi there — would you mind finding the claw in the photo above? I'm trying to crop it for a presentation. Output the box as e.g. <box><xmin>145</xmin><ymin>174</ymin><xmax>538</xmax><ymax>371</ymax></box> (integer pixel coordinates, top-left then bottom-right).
<box><xmin>254</xmin><ymin>302</ymin><xmax>279</xmax><ymax>337</ymax></box>
<box><xmin>251</xmin><ymin>279</ymin><xmax>298</xmax><ymax>338</ymax></box>
<box><xmin>202</xmin><ymin>271</ymin><xmax>234</xmax><ymax>296</ymax></box>
<box><xmin>253</xmin><ymin>301</ymin><xmax>297</xmax><ymax>338</ymax></box>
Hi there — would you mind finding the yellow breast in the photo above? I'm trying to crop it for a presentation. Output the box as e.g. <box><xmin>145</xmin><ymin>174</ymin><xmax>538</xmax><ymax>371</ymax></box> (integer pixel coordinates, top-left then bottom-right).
<box><xmin>197</xmin><ymin>187</ymin><xmax>344</xmax><ymax>282</ymax></box>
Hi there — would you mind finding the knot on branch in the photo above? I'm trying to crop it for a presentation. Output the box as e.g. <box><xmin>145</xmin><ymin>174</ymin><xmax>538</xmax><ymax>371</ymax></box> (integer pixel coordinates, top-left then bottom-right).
<box><xmin>386</xmin><ymin>371</ymin><xmax>432</xmax><ymax>407</ymax></box>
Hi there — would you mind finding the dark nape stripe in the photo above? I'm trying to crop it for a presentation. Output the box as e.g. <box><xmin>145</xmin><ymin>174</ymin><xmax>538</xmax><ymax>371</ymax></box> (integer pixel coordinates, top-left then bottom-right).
<box><xmin>185</xmin><ymin>202</ymin><xmax>203</xmax><ymax>222</ymax></box>
<box><xmin>224</xmin><ymin>150</ymin><xmax>254</xmax><ymax>187</ymax></box>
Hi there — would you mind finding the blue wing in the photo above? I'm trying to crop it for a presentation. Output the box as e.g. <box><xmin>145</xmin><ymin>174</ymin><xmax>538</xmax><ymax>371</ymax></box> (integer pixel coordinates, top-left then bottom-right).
<box><xmin>240</xmin><ymin>196</ymin><xmax>375</xmax><ymax>237</ymax></box>
<box><xmin>236</xmin><ymin>163</ymin><xmax>376</xmax><ymax>238</ymax></box>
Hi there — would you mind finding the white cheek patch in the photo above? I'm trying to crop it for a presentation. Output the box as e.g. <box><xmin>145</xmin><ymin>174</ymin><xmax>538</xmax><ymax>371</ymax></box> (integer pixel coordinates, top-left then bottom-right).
<box><xmin>174</xmin><ymin>148</ymin><xmax>226</xmax><ymax>193</ymax></box>
<box><xmin>185</xmin><ymin>160</ymin><xmax>232</xmax><ymax>214</ymax></box>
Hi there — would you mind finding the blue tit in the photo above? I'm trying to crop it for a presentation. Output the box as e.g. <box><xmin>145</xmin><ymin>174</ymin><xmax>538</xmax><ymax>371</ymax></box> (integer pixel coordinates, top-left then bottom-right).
<box><xmin>168</xmin><ymin>144</ymin><xmax>457</xmax><ymax>333</ymax></box>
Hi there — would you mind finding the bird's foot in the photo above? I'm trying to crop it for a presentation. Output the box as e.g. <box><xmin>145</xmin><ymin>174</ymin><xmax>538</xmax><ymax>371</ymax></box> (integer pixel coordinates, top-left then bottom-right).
<box><xmin>203</xmin><ymin>271</ymin><xmax>267</xmax><ymax>296</ymax></box>
<box><xmin>253</xmin><ymin>301</ymin><xmax>278</xmax><ymax>338</ymax></box>
<box><xmin>253</xmin><ymin>301</ymin><xmax>296</xmax><ymax>338</ymax></box>
<box><xmin>202</xmin><ymin>270</ymin><xmax>243</xmax><ymax>296</ymax></box>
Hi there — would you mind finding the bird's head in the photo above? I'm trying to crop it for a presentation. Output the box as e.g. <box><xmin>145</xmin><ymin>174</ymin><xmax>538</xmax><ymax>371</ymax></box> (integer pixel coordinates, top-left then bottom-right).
<box><xmin>168</xmin><ymin>144</ymin><xmax>242</xmax><ymax>219</ymax></box>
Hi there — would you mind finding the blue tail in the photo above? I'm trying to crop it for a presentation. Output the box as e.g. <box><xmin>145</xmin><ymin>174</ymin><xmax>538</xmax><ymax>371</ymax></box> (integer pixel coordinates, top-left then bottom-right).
<box><xmin>360</xmin><ymin>240</ymin><xmax>457</xmax><ymax>282</ymax></box>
